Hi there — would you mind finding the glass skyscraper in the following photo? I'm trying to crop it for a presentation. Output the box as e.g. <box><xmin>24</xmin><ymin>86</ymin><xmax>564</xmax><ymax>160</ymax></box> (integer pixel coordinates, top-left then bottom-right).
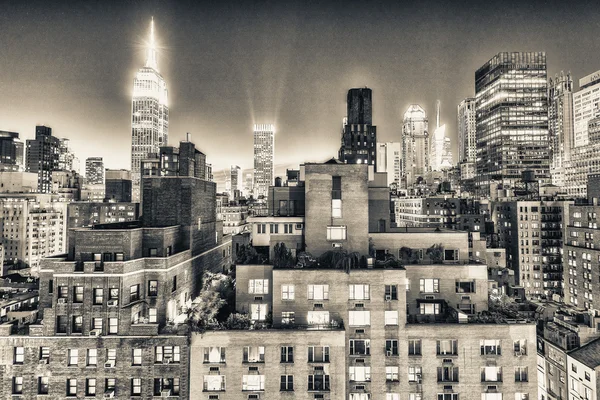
<box><xmin>253</xmin><ymin>124</ymin><xmax>275</xmax><ymax>198</ymax></box>
<box><xmin>131</xmin><ymin>18</ymin><xmax>169</xmax><ymax>202</ymax></box>
<box><xmin>475</xmin><ymin>52</ymin><xmax>550</xmax><ymax>194</ymax></box>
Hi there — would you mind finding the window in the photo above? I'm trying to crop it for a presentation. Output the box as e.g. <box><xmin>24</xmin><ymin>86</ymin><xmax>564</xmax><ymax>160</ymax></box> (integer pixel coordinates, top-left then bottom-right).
<box><xmin>408</xmin><ymin>366</ymin><xmax>423</xmax><ymax>382</ymax></box>
<box><xmin>67</xmin><ymin>378</ymin><xmax>77</xmax><ymax>396</ymax></box>
<box><xmin>87</xmin><ymin>349</ymin><xmax>97</xmax><ymax>366</ymax></box>
<box><xmin>385</xmin><ymin>340</ymin><xmax>399</xmax><ymax>356</ymax></box>
<box><xmin>349</xmin><ymin>311</ymin><xmax>370</xmax><ymax>326</ymax></box>
<box><xmin>130</xmin><ymin>284</ymin><xmax>140</xmax><ymax>302</ymax></box>
<box><xmin>420</xmin><ymin>278</ymin><xmax>440</xmax><ymax>293</ymax></box>
<box><xmin>282</xmin><ymin>285</ymin><xmax>295</xmax><ymax>300</ymax></box>
<box><xmin>250</xmin><ymin>304</ymin><xmax>268</xmax><ymax>321</ymax></box>
<box><xmin>456</xmin><ymin>281</ymin><xmax>475</xmax><ymax>293</ymax></box>
<box><xmin>153</xmin><ymin>378</ymin><xmax>180</xmax><ymax>396</ymax></box>
<box><xmin>73</xmin><ymin>286</ymin><xmax>84</xmax><ymax>303</ymax></box>
<box><xmin>132</xmin><ymin>348</ymin><xmax>142</xmax><ymax>366</ymax></box>
<box><xmin>409</xmin><ymin>394</ymin><xmax>423</xmax><ymax>400</ymax></box>
<box><xmin>326</xmin><ymin>226</ymin><xmax>347</xmax><ymax>240</ymax></box>
<box><xmin>386</xmin><ymin>366</ymin><xmax>399</xmax><ymax>381</ymax></box>
<box><xmin>437</xmin><ymin>340</ymin><xmax>458</xmax><ymax>356</ymax></box>
<box><xmin>513</xmin><ymin>340</ymin><xmax>527</xmax><ymax>355</ymax></box>
<box><xmin>270</xmin><ymin>223</ymin><xmax>279</xmax><ymax>234</ymax></box>
<box><xmin>408</xmin><ymin>339</ymin><xmax>422</xmax><ymax>356</ymax></box>
<box><xmin>68</xmin><ymin>349</ymin><xmax>78</xmax><ymax>366</ymax></box>
<box><xmin>105</xmin><ymin>378</ymin><xmax>116</xmax><ymax>392</ymax></box>
<box><xmin>385</xmin><ymin>285</ymin><xmax>398</xmax><ymax>300</ymax></box>
<box><xmin>281</xmin><ymin>311</ymin><xmax>295</xmax><ymax>324</ymax></box>
<box><xmin>155</xmin><ymin>346</ymin><xmax>180</xmax><ymax>363</ymax></box>
<box><xmin>58</xmin><ymin>286</ymin><xmax>68</xmax><ymax>298</ymax></box>
<box><xmin>242</xmin><ymin>375</ymin><xmax>265</xmax><ymax>391</ymax></box>
<box><xmin>438</xmin><ymin>366</ymin><xmax>459</xmax><ymax>382</ymax></box>
<box><xmin>204</xmin><ymin>347</ymin><xmax>226</xmax><ymax>363</ymax></box>
<box><xmin>109</xmin><ymin>288</ymin><xmax>119</xmax><ymax>301</ymax></box>
<box><xmin>349</xmin><ymin>366</ymin><xmax>371</xmax><ymax>381</ymax></box>
<box><xmin>481</xmin><ymin>366</ymin><xmax>502</xmax><ymax>382</ymax></box>
<box><xmin>131</xmin><ymin>378</ymin><xmax>142</xmax><ymax>396</ymax></box>
<box><xmin>72</xmin><ymin>315</ymin><xmax>83</xmax><ymax>333</ymax></box>
<box><xmin>249</xmin><ymin>279</ymin><xmax>269</xmax><ymax>294</ymax></box>
<box><xmin>280</xmin><ymin>375</ymin><xmax>294</xmax><ymax>391</ymax></box>
<box><xmin>481</xmin><ymin>340</ymin><xmax>501</xmax><ymax>355</ymax></box>
<box><xmin>257</xmin><ymin>224</ymin><xmax>266</xmax><ymax>234</ymax></box>
<box><xmin>349</xmin><ymin>395</ymin><xmax>371</xmax><ymax>400</ymax></box>
<box><xmin>149</xmin><ymin>308</ymin><xmax>157</xmax><ymax>323</ymax></box>
<box><xmin>308</xmin><ymin>346</ymin><xmax>330</xmax><ymax>362</ymax></box>
<box><xmin>172</xmin><ymin>275</ymin><xmax>177</xmax><ymax>292</ymax></box>
<box><xmin>108</xmin><ymin>318</ymin><xmax>118</xmax><ymax>334</ymax></box>
<box><xmin>107</xmin><ymin>349</ymin><xmax>116</xmax><ymax>364</ymax></box>
<box><xmin>93</xmin><ymin>288</ymin><xmax>103</xmax><ymax>305</ymax></box>
<box><xmin>385</xmin><ymin>311</ymin><xmax>399</xmax><ymax>325</ymax></box>
<box><xmin>330</xmin><ymin>198</ymin><xmax>344</xmax><ymax>220</ymax></box>
<box><xmin>148</xmin><ymin>280</ymin><xmax>158</xmax><ymax>296</ymax></box>
<box><xmin>420</xmin><ymin>303</ymin><xmax>441</xmax><ymax>315</ymax></box>
<box><xmin>56</xmin><ymin>315</ymin><xmax>68</xmax><ymax>333</ymax></box>
<box><xmin>12</xmin><ymin>377</ymin><xmax>23</xmax><ymax>394</ymax></box>
<box><xmin>438</xmin><ymin>394</ymin><xmax>459</xmax><ymax>400</ymax></box>
<box><xmin>86</xmin><ymin>378</ymin><xmax>97</xmax><ymax>396</ymax></box>
<box><xmin>243</xmin><ymin>346</ymin><xmax>265</xmax><ymax>363</ymax></box>
<box><xmin>308</xmin><ymin>374</ymin><xmax>330</xmax><ymax>391</ymax></box>
<box><xmin>332</xmin><ymin>176</ymin><xmax>342</xmax><ymax>200</ymax></box>
<box><xmin>350</xmin><ymin>339</ymin><xmax>370</xmax><ymax>356</ymax></box>
<box><xmin>514</xmin><ymin>367</ymin><xmax>528</xmax><ymax>382</ymax></box>
<box><xmin>482</xmin><ymin>394</ymin><xmax>502</xmax><ymax>400</ymax></box>
<box><xmin>40</xmin><ymin>346</ymin><xmax>50</xmax><ymax>361</ymax></box>
<box><xmin>281</xmin><ymin>346</ymin><xmax>294</xmax><ymax>363</ymax></box>
<box><xmin>349</xmin><ymin>284</ymin><xmax>370</xmax><ymax>300</ymax></box>
<box><xmin>203</xmin><ymin>375</ymin><xmax>226</xmax><ymax>391</ymax></box>
<box><xmin>308</xmin><ymin>284</ymin><xmax>329</xmax><ymax>300</ymax></box>
<box><xmin>49</xmin><ymin>279</ymin><xmax>54</xmax><ymax>294</ymax></box>
<box><xmin>38</xmin><ymin>376</ymin><xmax>49</xmax><ymax>394</ymax></box>
<box><xmin>13</xmin><ymin>346</ymin><xmax>24</xmax><ymax>364</ymax></box>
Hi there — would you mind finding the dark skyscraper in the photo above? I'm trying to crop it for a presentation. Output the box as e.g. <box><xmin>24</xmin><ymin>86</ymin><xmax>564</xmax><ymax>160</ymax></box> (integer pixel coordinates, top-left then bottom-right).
<box><xmin>339</xmin><ymin>88</ymin><xmax>377</xmax><ymax>168</ymax></box>
<box><xmin>475</xmin><ymin>52</ymin><xmax>550</xmax><ymax>194</ymax></box>
<box><xmin>25</xmin><ymin>125</ymin><xmax>60</xmax><ymax>193</ymax></box>
<box><xmin>0</xmin><ymin>130</ymin><xmax>22</xmax><ymax>171</ymax></box>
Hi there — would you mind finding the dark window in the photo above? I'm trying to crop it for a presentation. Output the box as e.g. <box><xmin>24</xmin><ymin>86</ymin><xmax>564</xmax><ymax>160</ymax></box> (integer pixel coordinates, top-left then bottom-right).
<box><xmin>48</xmin><ymin>279</ymin><xmax>54</xmax><ymax>294</ymax></box>
<box><xmin>280</xmin><ymin>375</ymin><xmax>294</xmax><ymax>391</ymax></box>
<box><xmin>172</xmin><ymin>276</ymin><xmax>177</xmax><ymax>292</ymax></box>
<box><xmin>332</xmin><ymin>176</ymin><xmax>342</xmax><ymax>200</ymax></box>
<box><xmin>148</xmin><ymin>280</ymin><xmax>158</xmax><ymax>296</ymax></box>
<box><xmin>308</xmin><ymin>375</ymin><xmax>330</xmax><ymax>391</ymax></box>
<box><xmin>385</xmin><ymin>340</ymin><xmax>399</xmax><ymax>356</ymax></box>
<box><xmin>385</xmin><ymin>285</ymin><xmax>398</xmax><ymax>300</ymax></box>
<box><xmin>56</xmin><ymin>315</ymin><xmax>68</xmax><ymax>333</ymax></box>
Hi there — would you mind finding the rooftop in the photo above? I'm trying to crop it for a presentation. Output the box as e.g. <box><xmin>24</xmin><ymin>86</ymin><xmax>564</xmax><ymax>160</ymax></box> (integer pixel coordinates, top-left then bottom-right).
<box><xmin>569</xmin><ymin>337</ymin><xmax>600</xmax><ymax>368</ymax></box>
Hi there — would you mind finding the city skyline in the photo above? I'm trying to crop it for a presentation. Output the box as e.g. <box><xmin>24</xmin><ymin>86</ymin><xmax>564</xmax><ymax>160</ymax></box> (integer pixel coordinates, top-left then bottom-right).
<box><xmin>2</xmin><ymin>1</ymin><xmax>600</xmax><ymax>177</ymax></box>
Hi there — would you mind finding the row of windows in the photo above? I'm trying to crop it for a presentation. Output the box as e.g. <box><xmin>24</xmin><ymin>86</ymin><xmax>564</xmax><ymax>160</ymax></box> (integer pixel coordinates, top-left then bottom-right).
<box><xmin>53</xmin><ymin>279</ymin><xmax>169</xmax><ymax>304</ymax></box>
<box><xmin>12</xmin><ymin>346</ymin><xmax>180</xmax><ymax>365</ymax></box>
<box><xmin>11</xmin><ymin>376</ymin><xmax>179</xmax><ymax>396</ymax></box>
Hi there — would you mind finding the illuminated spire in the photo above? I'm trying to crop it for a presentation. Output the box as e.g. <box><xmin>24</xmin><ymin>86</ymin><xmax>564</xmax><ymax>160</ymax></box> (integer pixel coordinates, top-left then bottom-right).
<box><xmin>145</xmin><ymin>17</ymin><xmax>158</xmax><ymax>71</ymax></box>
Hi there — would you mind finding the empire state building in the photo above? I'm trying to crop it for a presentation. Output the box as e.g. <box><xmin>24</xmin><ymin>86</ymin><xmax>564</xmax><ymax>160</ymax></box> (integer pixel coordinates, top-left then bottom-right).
<box><xmin>131</xmin><ymin>18</ymin><xmax>169</xmax><ymax>202</ymax></box>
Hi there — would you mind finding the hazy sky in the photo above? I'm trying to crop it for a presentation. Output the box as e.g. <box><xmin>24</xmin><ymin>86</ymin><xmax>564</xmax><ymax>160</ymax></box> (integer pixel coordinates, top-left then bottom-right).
<box><xmin>2</xmin><ymin>0</ymin><xmax>600</xmax><ymax>186</ymax></box>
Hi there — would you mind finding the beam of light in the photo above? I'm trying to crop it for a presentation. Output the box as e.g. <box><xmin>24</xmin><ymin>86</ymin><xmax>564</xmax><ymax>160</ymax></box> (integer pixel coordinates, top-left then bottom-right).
<box><xmin>145</xmin><ymin>17</ymin><xmax>158</xmax><ymax>71</ymax></box>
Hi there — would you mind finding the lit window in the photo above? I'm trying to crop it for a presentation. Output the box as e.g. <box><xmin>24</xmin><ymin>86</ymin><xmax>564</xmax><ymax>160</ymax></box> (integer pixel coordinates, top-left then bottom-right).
<box><xmin>248</xmin><ymin>279</ymin><xmax>269</xmax><ymax>294</ymax></box>
<box><xmin>326</xmin><ymin>225</ymin><xmax>347</xmax><ymax>240</ymax></box>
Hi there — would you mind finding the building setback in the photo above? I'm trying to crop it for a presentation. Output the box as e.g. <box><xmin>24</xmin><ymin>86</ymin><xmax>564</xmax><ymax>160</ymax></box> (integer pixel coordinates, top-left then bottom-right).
<box><xmin>475</xmin><ymin>52</ymin><xmax>550</xmax><ymax>194</ymax></box>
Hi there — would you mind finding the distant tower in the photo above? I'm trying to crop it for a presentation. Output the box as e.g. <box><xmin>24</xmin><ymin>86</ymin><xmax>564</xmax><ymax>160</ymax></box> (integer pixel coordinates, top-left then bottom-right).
<box><xmin>253</xmin><ymin>124</ymin><xmax>275</xmax><ymax>198</ymax></box>
<box><xmin>26</xmin><ymin>126</ymin><xmax>60</xmax><ymax>193</ymax></box>
<box><xmin>339</xmin><ymin>88</ymin><xmax>377</xmax><ymax>168</ymax></box>
<box><xmin>430</xmin><ymin>100</ymin><xmax>447</xmax><ymax>172</ymax></box>
<box><xmin>131</xmin><ymin>18</ymin><xmax>169</xmax><ymax>202</ymax></box>
<box><xmin>458</xmin><ymin>98</ymin><xmax>477</xmax><ymax>181</ymax></box>
<box><xmin>548</xmin><ymin>71</ymin><xmax>574</xmax><ymax>187</ymax></box>
<box><xmin>85</xmin><ymin>157</ymin><xmax>105</xmax><ymax>186</ymax></box>
<box><xmin>402</xmin><ymin>105</ymin><xmax>429</xmax><ymax>186</ymax></box>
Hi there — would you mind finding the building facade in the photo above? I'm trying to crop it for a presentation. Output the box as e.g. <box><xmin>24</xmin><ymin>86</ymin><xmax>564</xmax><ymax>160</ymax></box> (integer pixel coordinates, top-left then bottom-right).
<box><xmin>0</xmin><ymin>131</ymin><xmax>23</xmax><ymax>172</ymax></box>
<box><xmin>458</xmin><ymin>98</ymin><xmax>477</xmax><ymax>182</ymax></box>
<box><xmin>131</xmin><ymin>18</ymin><xmax>169</xmax><ymax>202</ymax></box>
<box><xmin>376</xmin><ymin>142</ymin><xmax>402</xmax><ymax>187</ymax></box>
<box><xmin>339</xmin><ymin>88</ymin><xmax>377</xmax><ymax>168</ymax></box>
<box><xmin>105</xmin><ymin>169</ymin><xmax>132</xmax><ymax>202</ymax></box>
<box><xmin>253</xmin><ymin>124</ymin><xmax>275</xmax><ymax>198</ymax></box>
<box><xmin>85</xmin><ymin>157</ymin><xmax>104</xmax><ymax>186</ymax></box>
<box><xmin>573</xmin><ymin>69</ymin><xmax>600</xmax><ymax>148</ymax></box>
<box><xmin>475</xmin><ymin>52</ymin><xmax>550</xmax><ymax>194</ymax></box>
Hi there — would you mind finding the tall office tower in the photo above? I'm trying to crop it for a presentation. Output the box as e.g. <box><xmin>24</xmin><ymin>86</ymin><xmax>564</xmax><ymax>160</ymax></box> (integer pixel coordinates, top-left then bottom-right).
<box><xmin>376</xmin><ymin>142</ymin><xmax>402</xmax><ymax>186</ymax></box>
<box><xmin>573</xmin><ymin>70</ymin><xmax>600</xmax><ymax>148</ymax></box>
<box><xmin>25</xmin><ymin>125</ymin><xmax>60</xmax><ymax>193</ymax></box>
<box><xmin>548</xmin><ymin>72</ymin><xmax>574</xmax><ymax>187</ymax></box>
<box><xmin>458</xmin><ymin>98</ymin><xmax>477</xmax><ymax>181</ymax></box>
<box><xmin>430</xmin><ymin>100</ymin><xmax>448</xmax><ymax>172</ymax></box>
<box><xmin>402</xmin><ymin>104</ymin><xmax>429</xmax><ymax>186</ymax></box>
<box><xmin>230</xmin><ymin>165</ymin><xmax>241</xmax><ymax>194</ymax></box>
<box><xmin>0</xmin><ymin>131</ymin><xmax>22</xmax><ymax>171</ymax></box>
<box><xmin>85</xmin><ymin>157</ymin><xmax>104</xmax><ymax>186</ymax></box>
<box><xmin>253</xmin><ymin>124</ymin><xmax>274</xmax><ymax>198</ymax></box>
<box><xmin>339</xmin><ymin>88</ymin><xmax>377</xmax><ymax>168</ymax></box>
<box><xmin>475</xmin><ymin>52</ymin><xmax>550</xmax><ymax>194</ymax></box>
<box><xmin>58</xmin><ymin>138</ymin><xmax>76</xmax><ymax>172</ymax></box>
<box><xmin>131</xmin><ymin>18</ymin><xmax>169</xmax><ymax>202</ymax></box>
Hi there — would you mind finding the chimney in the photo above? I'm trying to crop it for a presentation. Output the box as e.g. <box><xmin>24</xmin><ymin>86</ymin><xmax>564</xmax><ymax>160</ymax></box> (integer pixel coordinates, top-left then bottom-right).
<box><xmin>186</xmin><ymin>132</ymin><xmax>191</xmax><ymax>142</ymax></box>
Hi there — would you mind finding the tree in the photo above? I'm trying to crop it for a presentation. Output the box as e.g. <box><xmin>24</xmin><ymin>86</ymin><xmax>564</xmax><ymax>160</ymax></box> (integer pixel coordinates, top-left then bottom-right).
<box><xmin>236</xmin><ymin>244</ymin><xmax>267</xmax><ymax>265</ymax></box>
<box><xmin>187</xmin><ymin>272</ymin><xmax>229</xmax><ymax>332</ymax></box>
<box><xmin>273</xmin><ymin>243</ymin><xmax>295</xmax><ymax>268</ymax></box>
<box><xmin>426</xmin><ymin>243</ymin><xmax>444</xmax><ymax>264</ymax></box>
